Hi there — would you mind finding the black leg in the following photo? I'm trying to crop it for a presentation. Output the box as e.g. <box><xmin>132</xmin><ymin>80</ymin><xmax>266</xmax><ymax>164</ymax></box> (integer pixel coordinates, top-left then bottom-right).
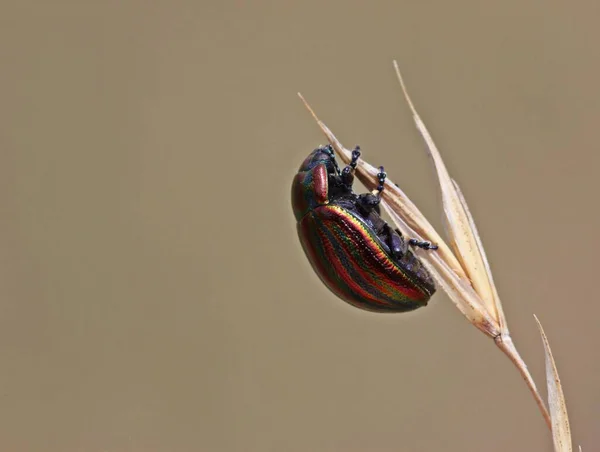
<box><xmin>341</xmin><ymin>146</ymin><xmax>361</xmax><ymax>188</ymax></box>
<box><xmin>357</xmin><ymin>192</ymin><xmax>380</xmax><ymax>214</ymax></box>
<box><xmin>386</xmin><ymin>225</ymin><xmax>408</xmax><ymax>258</ymax></box>
<box><xmin>356</xmin><ymin>163</ymin><xmax>388</xmax><ymax>214</ymax></box>
<box><xmin>376</xmin><ymin>166</ymin><xmax>387</xmax><ymax>195</ymax></box>
<box><xmin>408</xmin><ymin>238</ymin><xmax>439</xmax><ymax>251</ymax></box>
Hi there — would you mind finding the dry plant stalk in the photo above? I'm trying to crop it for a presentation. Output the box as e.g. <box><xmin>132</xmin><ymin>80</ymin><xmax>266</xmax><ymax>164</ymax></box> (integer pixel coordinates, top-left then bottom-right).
<box><xmin>298</xmin><ymin>62</ymin><xmax>576</xmax><ymax>450</ymax></box>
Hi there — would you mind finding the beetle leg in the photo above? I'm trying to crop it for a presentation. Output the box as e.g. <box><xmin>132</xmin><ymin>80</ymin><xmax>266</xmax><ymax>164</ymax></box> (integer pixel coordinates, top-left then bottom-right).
<box><xmin>408</xmin><ymin>238</ymin><xmax>439</xmax><ymax>251</ymax></box>
<box><xmin>386</xmin><ymin>225</ymin><xmax>408</xmax><ymax>258</ymax></box>
<box><xmin>350</xmin><ymin>146</ymin><xmax>361</xmax><ymax>168</ymax></box>
<box><xmin>357</xmin><ymin>192</ymin><xmax>381</xmax><ymax>213</ymax></box>
<box><xmin>356</xmin><ymin>161</ymin><xmax>391</xmax><ymax>215</ymax></box>
<box><xmin>341</xmin><ymin>168</ymin><xmax>354</xmax><ymax>188</ymax></box>
<box><xmin>375</xmin><ymin>166</ymin><xmax>387</xmax><ymax>196</ymax></box>
<box><xmin>341</xmin><ymin>146</ymin><xmax>361</xmax><ymax>188</ymax></box>
<box><xmin>356</xmin><ymin>165</ymin><xmax>387</xmax><ymax>215</ymax></box>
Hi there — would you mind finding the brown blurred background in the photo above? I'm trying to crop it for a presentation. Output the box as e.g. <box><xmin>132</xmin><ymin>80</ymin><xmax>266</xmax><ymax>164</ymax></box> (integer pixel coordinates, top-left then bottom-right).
<box><xmin>1</xmin><ymin>1</ymin><xmax>598</xmax><ymax>451</ymax></box>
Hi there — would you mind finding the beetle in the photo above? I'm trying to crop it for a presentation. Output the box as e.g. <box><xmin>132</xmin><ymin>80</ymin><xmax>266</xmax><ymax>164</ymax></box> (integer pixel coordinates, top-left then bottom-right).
<box><xmin>291</xmin><ymin>144</ymin><xmax>437</xmax><ymax>312</ymax></box>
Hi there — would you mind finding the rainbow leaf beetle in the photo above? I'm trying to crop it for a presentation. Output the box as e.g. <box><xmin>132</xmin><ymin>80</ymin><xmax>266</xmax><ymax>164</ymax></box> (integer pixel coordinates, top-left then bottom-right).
<box><xmin>291</xmin><ymin>145</ymin><xmax>437</xmax><ymax>312</ymax></box>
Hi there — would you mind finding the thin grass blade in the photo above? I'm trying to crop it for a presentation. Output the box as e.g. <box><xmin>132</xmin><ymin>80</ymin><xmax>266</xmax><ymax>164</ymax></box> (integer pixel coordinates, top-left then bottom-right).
<box><xmin>534</xmin><ymin>315</ymin><xmax>573</xmax><ymax>452</ymax></box>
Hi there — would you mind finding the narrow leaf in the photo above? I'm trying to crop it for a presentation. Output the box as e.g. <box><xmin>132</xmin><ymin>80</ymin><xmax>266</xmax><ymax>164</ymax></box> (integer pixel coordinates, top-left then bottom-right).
<box><xmin>534</xmin><ymin>315</ymin><xmax>573</xmax><ymax>452</ymax></box>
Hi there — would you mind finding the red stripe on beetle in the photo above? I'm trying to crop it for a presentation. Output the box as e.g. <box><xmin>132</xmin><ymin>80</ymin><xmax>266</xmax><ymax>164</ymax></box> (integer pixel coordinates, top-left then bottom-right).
<box><xmin>321</xmin><ymin>206</ymin><xmax>425</xmax><ymax>298</ymax></box>
<box><xmin>299</xmin><ymin>205</ymin><xmax>427</xmax><ymax>311</ymax></box>
<box><xmin>297</xmin><ymin>217</ymin><xmax>357</xmax><ymax>303</ymax></box>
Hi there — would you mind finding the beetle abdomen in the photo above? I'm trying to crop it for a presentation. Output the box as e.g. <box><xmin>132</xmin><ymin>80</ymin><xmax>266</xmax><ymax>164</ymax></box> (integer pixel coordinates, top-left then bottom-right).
<box><xmin>298</xmin><ymin>204</ymin><xmax>431</xmax><ymax>312</ymax></box>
